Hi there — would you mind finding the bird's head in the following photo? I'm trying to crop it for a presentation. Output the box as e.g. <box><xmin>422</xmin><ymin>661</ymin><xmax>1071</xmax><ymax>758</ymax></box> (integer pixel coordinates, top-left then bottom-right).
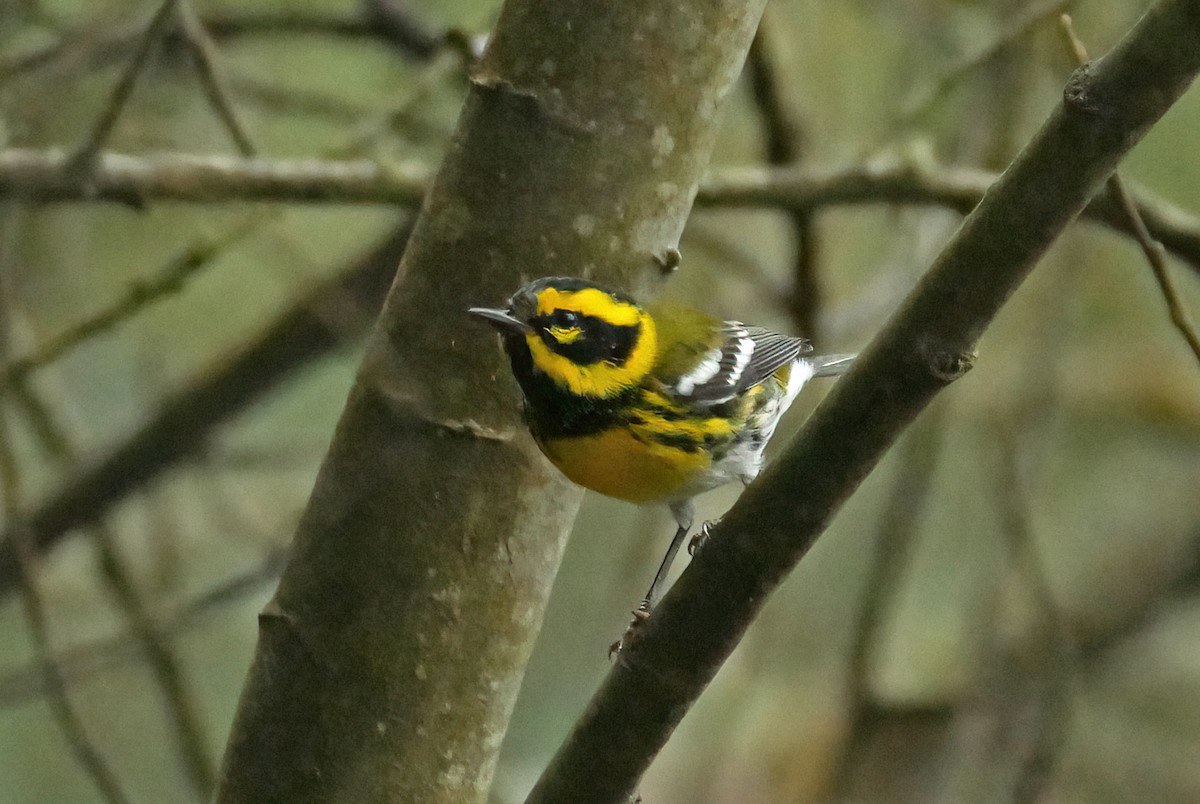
<box><xmin>469</xmin><ymin>277</ymin><xmax>658</xmax><ymax>399</ymax></box>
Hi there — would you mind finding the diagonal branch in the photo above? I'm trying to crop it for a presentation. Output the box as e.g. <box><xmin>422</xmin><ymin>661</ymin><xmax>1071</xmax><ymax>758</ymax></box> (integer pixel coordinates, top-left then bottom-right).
<box><xmin>0</xmin><ymin>215</ymin><xmax>266</xmax><ymax>395</ymax></box>
<box><xmin>0</xmin><ymin>6</ymin><xmax>441</xmax><ymax>86</ymax></box>
<box><xmin>176</xmin><ymin>0</ymin><xmax>258</xmax><ymax>157</ymax></box>
<box><xmin>745</xmin><ymin>18</ymin><xmax>822</xmax><ymax>341</ymax></box>
<box><xmin>66</xmin><ymin>0</ymin><xmax>179</xmax><ymax>177</ymax></box>
<box><xmin>0</xmin><ymin>547</ymin><xmax>287</xmax><ymax>708</ymax></box>
<box><xmin>897</xmin><ymin>0</ymin><xmax>1076</xmax><ymax>131</ymax></box>
<box><xmin>526</xmin><ymin>2</ymin><xmax>1200</xmax><ymax>801</ymax></box>
<box><xmin>1059</xmin><ymin>14</ymin><xmax>1200</xmax><ymax>366</ymax></box>
<box><xmin>0</xmin><ymin>220</ymin><xmax>413</xmax><ymax>601</ymax></box>
<box><xmin>9</xmin><ymin>383</ymin><xmax>217</xmax><ymax>800</ymax></box>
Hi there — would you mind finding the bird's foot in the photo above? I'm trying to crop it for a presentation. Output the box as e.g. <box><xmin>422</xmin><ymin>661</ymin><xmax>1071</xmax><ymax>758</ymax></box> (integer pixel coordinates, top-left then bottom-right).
<box><xmin>687</xmin><ymin>520</ymin><xmax>719</xmax><ymax>556</ymax></box>
<box><xmin>607</xmin><ymin>599</ymin><xmax>652</xmax><ymax>660</ymax></box>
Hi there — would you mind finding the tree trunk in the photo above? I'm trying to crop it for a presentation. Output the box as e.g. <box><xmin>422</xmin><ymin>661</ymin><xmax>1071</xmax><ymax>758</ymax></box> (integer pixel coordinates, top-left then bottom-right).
<box><xmin>216</xmin><ymin>0</ymin><xmax>768</xmax><ymax>800</ymax></box>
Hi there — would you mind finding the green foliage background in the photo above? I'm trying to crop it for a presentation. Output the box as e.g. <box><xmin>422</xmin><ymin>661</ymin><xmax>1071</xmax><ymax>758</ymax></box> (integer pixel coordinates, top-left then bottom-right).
<box><xmin>1</xmin><ymin>0</ymin><xmax>1198</xmax><ymax>801</ymax></box>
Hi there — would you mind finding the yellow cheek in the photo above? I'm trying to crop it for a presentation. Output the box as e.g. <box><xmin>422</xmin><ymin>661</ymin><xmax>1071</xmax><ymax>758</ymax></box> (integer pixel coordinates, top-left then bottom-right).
<box><xmin>524</xmin><ymin>315</ymin><xmax>657</xmax><ymax>399</ymax></box>
<box><xmin>525</xmin><ymin>337</ymin><xmax>635</xmax><ymax>397</ymax></box>
<box><xmin>547</xmin><ymin>326</ymin><xmax>582</xmax><ymax>344</ymax></box>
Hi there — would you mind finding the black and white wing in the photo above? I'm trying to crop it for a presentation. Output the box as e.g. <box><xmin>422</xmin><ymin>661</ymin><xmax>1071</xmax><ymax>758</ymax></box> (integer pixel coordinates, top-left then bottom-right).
<box><xmin>670</xmin><ymin>322</ymin><xmax>812</xmax><ymax>405</ymax></box>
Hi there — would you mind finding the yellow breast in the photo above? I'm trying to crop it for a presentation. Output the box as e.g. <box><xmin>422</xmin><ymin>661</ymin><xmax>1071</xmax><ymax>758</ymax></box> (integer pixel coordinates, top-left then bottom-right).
<box><xmin>537</xmin><ymin>428</ymin><xmax>710</xmax><ymax>503</ymax></box>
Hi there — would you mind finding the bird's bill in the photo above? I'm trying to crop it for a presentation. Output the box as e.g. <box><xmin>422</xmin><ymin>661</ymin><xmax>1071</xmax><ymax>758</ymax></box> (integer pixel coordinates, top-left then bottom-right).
<box><xmin>468</xmin><ymin>306</ymin><xmax>532</xmax><ymax>334</ymax></box>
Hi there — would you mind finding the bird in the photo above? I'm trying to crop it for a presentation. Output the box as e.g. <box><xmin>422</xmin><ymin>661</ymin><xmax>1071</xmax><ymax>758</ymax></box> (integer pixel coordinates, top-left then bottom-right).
<box><xmin>469</xmin><ymin>276</ymin><xmax>853</xmax><ymax>650</ymax></box>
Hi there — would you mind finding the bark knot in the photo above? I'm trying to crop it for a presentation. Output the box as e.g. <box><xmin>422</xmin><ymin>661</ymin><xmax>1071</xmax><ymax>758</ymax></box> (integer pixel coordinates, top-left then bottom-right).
<box><xmin>1063</xmin><ymin>63</ymin><xmax>1103</xmax><ymax>115</ymax></box>
<box><xmin>915</xmin><ymin>341</ymin><xmax>975</xmax><ymax>384</ymax></box>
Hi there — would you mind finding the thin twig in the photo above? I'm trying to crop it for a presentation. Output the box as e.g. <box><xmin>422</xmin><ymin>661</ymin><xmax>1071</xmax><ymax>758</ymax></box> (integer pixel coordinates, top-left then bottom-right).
<box><xmin>326</xmin><ymin>47</ymin><xmax>465</xmax><ymax>158</ymax></box>
<box><xmin>10</xmin><ymin>386</ymin><xmax>216</xmax><ymax>801</ymax></box>
<box><xmin>898</xmin><ymin>0</ymin><xmax>1075</xmax><ymax>131</ymax></box>
<box><xmin>0</xmin><ymin>237</ymin><xmax>131</xmax><ymax>804</ymax></box>
<box><xmin>3</xmin><ymin>526</ymin><xmax>133</xmax><ymax>804</ymax></box>
<box><xmin>0</xmin><ymin>219</ymin><xmax>414</xmax><ymax>601</ymax></box>
<box><xmin>0</xmin><ymin>547</ymin><xmax>287</xmax><ymax>708</ymax></box>
<box><xmin>93</xmin><ymin>523</ymin><xmax>216</xmax><ymax>800</ymax></box>
<box><xmin>745</xmin><ymin>18</ymin><xmax>822</xmax><ymax>341</ymax></box>
<box><xmin>1060</xmin><ymin>15</ymin><xmax>1200</xmax><ymax>366</ymax></box>
<box><xmin>991</xmin><ymin>425</ymin><xmax>1078</xmax><ymax>804</ymax></box>
<box><xmin>828</xmin><ymin>404</ymin><xmax>946</xmax><ymax>798</ymax></box>
<box><xmin>67</xmin><ymin>0</ymin><xmax>180</xmax><ymax>177</ymax></box>
<box><xmin>0</xmin><ymin>7</ymin><xmax>441</xmax><ymax>87</ymax></box>
<box><xmin>0</xmin><ymin>214</ymin><xmax>268</xmax><ymax>395</ymax></box>
<box><xmin>176</xmin><ymin>0</ymin><xmax>257</xmax><ymax>156</ymax></box>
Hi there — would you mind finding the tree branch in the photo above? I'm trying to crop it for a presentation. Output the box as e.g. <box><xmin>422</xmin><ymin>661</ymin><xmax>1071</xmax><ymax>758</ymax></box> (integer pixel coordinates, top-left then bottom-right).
<box><xmin>0</xmin><ymin>6</ymin><xmax>441</xmax><ymax>85</ymax></box>
<box><xmin>176</xmin><ymin>0</ymin><xmax>258</xmax><ymax>157</ymax></box>
<box><xmin>745</xmin><ymin>18</ymin><xmax>822</xmax><ymax>340</ymax></box>
<box><xmin>7</xmin><ymin>383</ymin><xmax>217</xmax><ymax>801</ymax></box>
<box><xmin>1058</xmin><ymin>14</ymin><xmax>1200</xmax><ymax>366</ymax></box>
<box><xmin>897</xmin><ymin>0</ymin><xmax>1076</xmax><ymax>131</ymax></box>
<box><xmin>829</xmin><ymin>405</ymin><xmax>947</xmax><ymax>798</ymax></box>
<box><xmin>0</xmin><ymin>220</ymin><xmax>413</xmax><ymax>600</ymax></box>
<box><xmin>66</xmin><ymin>0</ymin><xmax>179</xmax><ymax>177</ymax></box>
<box><xmin>0</xmin><ymin>547</ymin><xmax>287</xmax><ymax>709</ymax></box>
<box><xmin>0</xmin><ymin>215</ymin><xmax>266</xmax><ymax>394</ymax></box>
<box><xmin>0</xmin><ymin>244</ymin><xmax>131</xmax><ymax>804</ymax></box>
<box><xmin>526</xmin><ymin>2</ymin><xmax>1200</xmax><ymax>800</ymax></box>
<box><xmin>3</xmin><ymin>149</ymin><xmax>1198</xmax><ymax>278</ymax></box>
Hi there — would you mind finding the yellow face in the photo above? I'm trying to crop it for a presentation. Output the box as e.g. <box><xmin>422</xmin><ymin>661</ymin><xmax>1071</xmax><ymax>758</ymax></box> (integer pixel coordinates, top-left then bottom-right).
<box><xmin>521</xmin><ymin>284</ymin><xmax>658</xmax><ymax>399</ymax></box>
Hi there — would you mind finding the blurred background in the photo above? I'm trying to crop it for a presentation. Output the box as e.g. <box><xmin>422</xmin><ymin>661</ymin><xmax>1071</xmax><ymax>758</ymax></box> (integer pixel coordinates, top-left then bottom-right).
<box><xmin>1</xmin><ymin>0</ymin><xmax>1198</xmax><ymax>801</ymax></box>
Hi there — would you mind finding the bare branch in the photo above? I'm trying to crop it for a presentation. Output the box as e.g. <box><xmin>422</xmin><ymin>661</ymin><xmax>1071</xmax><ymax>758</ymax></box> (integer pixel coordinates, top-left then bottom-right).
<box><xmin>991</xmin><ymin>424</ymin><xmax>1078</xmax><ymax>804</ymax></box>
<box><xmin>0</xmin><ymin>259</ymin><xmax>131</xmax><ymax>804</ymax></box>
<box><xmin>0</xmin><ymin>220</ymin><xmax>414</xmax><ymax>602</ymax></box>
<box><xmin>2</xmin><ymin>525</ymin><xmax>133</xmax><ymax>804</ymax></box>
<box><xmin>0</xmin><ymin>215</ymin><xmax>267</xmax><ymax>395</ymax></box>
<box><xmin>0</xmin><ymin>6</ymin><xmax>441</xmax><ymax>86</ymax></box>
<box><xmin>745</xmin><ymin>17</ymin><xmax>822</xmax><ymax>341</ymax></box>
<box><xmin>2</xmin><ymin>149</ymin><xmax>1200</xmax><ymax>279</ymax></box>
<box><xmin>67</xmin><ymin>0</ymin><xmax>179</xmax><ymax>177</ymax></box>
<box><xmin>176</xmin><ymin>0</ymin><xmax>257</xmax><ymax>157</ymax></box>
<box><xmin>0</xmin><ymin>548</ymin><xmax>286</xmax><ymax>709</ymax></box>
<box><xmin>0</xmin><ymin>148</ymin><xmax>430</xmax><ymax>205</ymax></box>
<box><xmin>829</xmin><ymin>406</ymin><xmax>946</xmax><ymax>798</ymax></box>
<box><xmin>1060</xmin><ymin>13</ymin><xmax>1200</xmax><ymax>366</ymax></box>
<box><xmin>8</xmin><ymin>383</ymin><xmax>216</xmax><ymax>800</ymax></box>
<box><xmin>898</xmin><ymin>0</ymin><xmax>1076</xmax><ymax>131</ymax></box>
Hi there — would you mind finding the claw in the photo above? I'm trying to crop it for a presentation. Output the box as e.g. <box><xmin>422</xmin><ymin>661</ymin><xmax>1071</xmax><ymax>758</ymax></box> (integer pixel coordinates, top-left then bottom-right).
<box><xmin>687</xmin><ymin>520</ymin><xmax>718</xmax><ymax>556</ymax></box>
<box><xmin>608</xmin><ymin>600</ymin><xmax>653</xmax><ymax>659</ymax></box>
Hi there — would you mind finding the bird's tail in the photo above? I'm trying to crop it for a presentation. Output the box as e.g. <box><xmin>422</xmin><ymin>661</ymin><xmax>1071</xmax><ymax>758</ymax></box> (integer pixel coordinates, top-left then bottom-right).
<box><xmin>810</xmin><ymin>353</ymin><xmax>855</xmax><ymax>378</ymax></box>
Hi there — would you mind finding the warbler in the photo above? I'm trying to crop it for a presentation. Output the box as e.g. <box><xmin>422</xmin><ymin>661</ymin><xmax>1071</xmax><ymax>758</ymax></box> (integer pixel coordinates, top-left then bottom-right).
<box><xmin>469</xmin><ymin>277</ymin><xmax>853</xmax><ymax>632</ymax></box>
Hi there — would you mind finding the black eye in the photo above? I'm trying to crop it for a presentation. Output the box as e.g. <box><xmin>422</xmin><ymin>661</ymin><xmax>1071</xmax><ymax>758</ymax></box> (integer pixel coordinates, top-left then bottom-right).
<box><xmin>552</xmin><ymin>310</ymin><xmax>581</xmax><ymax>328</ymax></box>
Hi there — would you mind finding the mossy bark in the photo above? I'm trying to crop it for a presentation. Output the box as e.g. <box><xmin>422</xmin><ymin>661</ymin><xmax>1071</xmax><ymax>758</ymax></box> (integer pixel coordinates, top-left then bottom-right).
<box><xmin>216</xmin><ymin>0</ymin><xmax>767</xmax><ymax>801</ymax></box>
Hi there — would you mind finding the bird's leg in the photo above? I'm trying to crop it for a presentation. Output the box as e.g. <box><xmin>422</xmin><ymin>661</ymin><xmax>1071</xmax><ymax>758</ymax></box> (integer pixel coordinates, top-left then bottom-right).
<box><xmin>609</xmin><ymin>501</ymin><xmax>694</xmax><ymax>658</ymax></box>
<box><xmin>643</xmin><ymin>518</ymin><xmax>690</xmax><ymax>610</ymax></box>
